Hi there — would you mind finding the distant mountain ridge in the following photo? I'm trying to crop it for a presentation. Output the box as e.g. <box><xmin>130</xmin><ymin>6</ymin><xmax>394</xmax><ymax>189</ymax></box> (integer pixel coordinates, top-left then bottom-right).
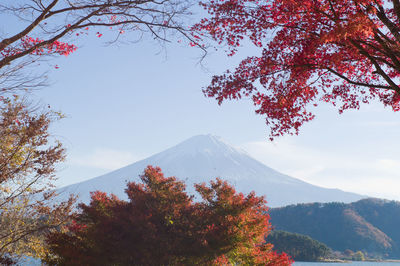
<box><xmin>269</xmin><ymin>198</ymin><xmax>400</xmax><ymax>257</ymax></box>
<box><xmin>57</xmin><ymin>134</ymin><xmax>365</xmax><ymax>207</ymax></box>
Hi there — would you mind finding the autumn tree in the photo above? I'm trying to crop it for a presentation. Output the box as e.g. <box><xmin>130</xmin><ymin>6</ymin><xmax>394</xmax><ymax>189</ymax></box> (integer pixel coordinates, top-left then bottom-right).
<box><xmin>0</xmin><ymin>96</ymin><xmax>75</xmax><ymax>264</ymax></box>
<box><xmin>267</xmin><ymin>230</ymin><xmax>331</xmax><ymax>262</ymax></box>
<box><xmin>194</xmin><ymin>0</ymin><xmax>400</xmax><ymax>139</ymax></box>
<box><xmin>45</xmin><ymin>166</ymin><xmax>292</xmax><ymax>266</ymax></box>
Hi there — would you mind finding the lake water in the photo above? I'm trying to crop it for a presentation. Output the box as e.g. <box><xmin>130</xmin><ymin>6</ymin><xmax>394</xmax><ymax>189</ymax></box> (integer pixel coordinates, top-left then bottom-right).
<box><xmin>294</xmin><ymin>262</ymin><xmax>400</xmax><ymax>266</ymax></box>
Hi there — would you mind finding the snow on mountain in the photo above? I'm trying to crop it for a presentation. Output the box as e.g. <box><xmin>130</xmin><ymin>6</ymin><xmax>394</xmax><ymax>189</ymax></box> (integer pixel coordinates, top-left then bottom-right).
<box><xmin>56</xmin><ymin>134</ymin><xmax>365</xmax><ymax>207</ymax></box>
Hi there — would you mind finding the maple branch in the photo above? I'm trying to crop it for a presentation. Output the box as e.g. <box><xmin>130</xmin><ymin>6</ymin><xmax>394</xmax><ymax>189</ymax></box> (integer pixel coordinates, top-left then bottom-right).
<box><xmin>327</xmin><ymin>0</ymin><xmax>340</xmax><ymax>20</ymax></box>
<box><xmin>0</xmin><ymin>0</ymin><xmax>59</xmax><ymax>52</ymax></box>
<box><xmin>375</xmin><ymin>28</ymin><xmax>398</xmax><ymax>46</ymax></box>
<box><xmin>0</xmin><ymin>6</ymin><xmax>105</xmax><ymax>69</ymax></box>
<box><xmin>47</xmin><ymin>0</ymin><xmax>173</xmax><ymax>17</ymax></box>
<box><xmin>357</xmin><ymin>37</ymin><xmax>400</xmax><ymax>71</ymax></box>
<box><xmin>375</xmin><ymin>3</ymin><xmax>400</xmax><ymax>44</ymax></box>
<box><xmin>372</xmin><ymin>33</ymin><xmax>400</xmax><ymax>71</ymax></box>
<box><xmin>325</xmin><ymin>67</ymin><xmax>391</xmax><ymax>90</ymax></box>
<box><xmin>351</xmin><ymin>40</ymin><xmax>400</xmax><ymax>93</ymax></box>
<box><xmin>78</xmin><ymin>19</ymin><xmax>181</xmax><ymax>32</ymax></box>
<box><xmin>392</xmin><ymin>0</ymin><xmax>400</xmax><ymax>23</ymax></box>
<box><xmin>0</xmin><ymin>0</ymin><xmax>193</xmax><ymax>70</ymax></box>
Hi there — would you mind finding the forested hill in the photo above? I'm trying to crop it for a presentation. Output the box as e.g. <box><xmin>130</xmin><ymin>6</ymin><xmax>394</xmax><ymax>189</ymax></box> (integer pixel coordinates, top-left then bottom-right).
<box><xmin>269</xmin><ymin>198</ymin><xmax>400</xmax><ymax>258</ymax></box>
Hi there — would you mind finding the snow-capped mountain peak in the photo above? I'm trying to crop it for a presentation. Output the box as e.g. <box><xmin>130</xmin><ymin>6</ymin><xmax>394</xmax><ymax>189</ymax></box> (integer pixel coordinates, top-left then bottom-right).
<box><xmin>57</xmin><ymin>135</ymin><xmax>365</xmax><ymax>207</ymax></box>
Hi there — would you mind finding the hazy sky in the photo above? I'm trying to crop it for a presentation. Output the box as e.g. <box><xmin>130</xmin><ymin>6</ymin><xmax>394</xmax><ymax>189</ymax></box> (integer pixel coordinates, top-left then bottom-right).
<box><xmin>30</xmin><ymin>20</ymin><xmax>400</xmax><ymax>201</ymax></box>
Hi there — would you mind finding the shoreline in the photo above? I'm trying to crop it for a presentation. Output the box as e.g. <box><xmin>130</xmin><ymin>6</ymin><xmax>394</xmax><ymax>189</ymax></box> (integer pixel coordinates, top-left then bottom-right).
<box><xmin>296</xmin><ymin>259</ymin><xmax>400</xmax><ymax>263</ymax></box>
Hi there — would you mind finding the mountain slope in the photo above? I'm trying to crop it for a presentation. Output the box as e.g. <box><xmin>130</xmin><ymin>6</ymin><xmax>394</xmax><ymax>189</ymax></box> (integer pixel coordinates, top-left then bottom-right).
<box><xmin>269</xmin><ymin>198</ymin><xmax>400</xmax><ymax>257</ymax></box>
<box><xmin>57</xmin><ymin>135</ymin><xmax>365</xmax><ymax>207</ymax></box>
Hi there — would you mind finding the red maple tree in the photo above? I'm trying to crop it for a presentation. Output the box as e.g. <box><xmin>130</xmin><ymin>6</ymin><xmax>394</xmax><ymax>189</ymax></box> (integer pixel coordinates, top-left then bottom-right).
<box><xmin>194</xmin><ymin>0</ymin><xmax>400</xmax><ymax>139</ymax></box>
<box><xmin>45</xmin><ymin>166</ymin><xmax>292</xmax><ymax>265</ymax></box>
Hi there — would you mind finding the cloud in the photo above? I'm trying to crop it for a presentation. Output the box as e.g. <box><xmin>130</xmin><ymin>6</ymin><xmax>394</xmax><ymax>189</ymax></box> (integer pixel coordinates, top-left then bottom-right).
<box><xmin>358</xmin><ymin>121</ymin><xmax>400</xmax><ymax>127</ymax></box>
<box><xmin>239</xmin><ymin>139</ymin><xmax>400</xmax><ymax>201</ymax></box>
<box><xmin>239</xmin><ymin>138</ymin><xmax>332</xmax><ymax>179</ymax></box>
<box><xmin>289</xmin><ymin>165</ymin><xmax>326</xmax><ymax>181</ymax></box>
<box><xmin>69</xmin><ymin>148</ymin><xmax>140</xmax><ymax>170</ymax></box>
<box><xmin>375</xmin><ymin>159</ymin><xmax>400</xmax><ymax>174</ymax></box>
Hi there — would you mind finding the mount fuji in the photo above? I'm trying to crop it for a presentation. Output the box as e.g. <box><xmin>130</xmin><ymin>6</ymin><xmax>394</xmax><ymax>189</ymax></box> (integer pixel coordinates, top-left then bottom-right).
<box><xmin>57</xmin><ymin>135</ymin><xmax>365</xmax><ymax>207</ymax></box>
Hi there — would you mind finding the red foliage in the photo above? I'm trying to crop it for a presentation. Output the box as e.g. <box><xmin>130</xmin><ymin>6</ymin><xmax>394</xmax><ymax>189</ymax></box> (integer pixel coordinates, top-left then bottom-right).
<box><xmin>45</xmin><ymin>166</ymin><xmax>292</xmax><ymax>265</ymax></box>
<box><xmin>0</xmin><ymin>36</ymin><xmax>76</xmax><ymax>58</ymax></box>
<box><xmin>194</xmin><ymin>0</ymin><xmax>400</xmax><ymax>139</ymax></box>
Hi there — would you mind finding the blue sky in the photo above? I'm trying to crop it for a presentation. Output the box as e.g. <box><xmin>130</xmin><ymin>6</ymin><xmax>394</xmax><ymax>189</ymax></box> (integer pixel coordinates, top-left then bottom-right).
<box><xmin>28</xmin><ymin>21</ymin><xmax>400</xmax><ymax>201</ymax></box>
